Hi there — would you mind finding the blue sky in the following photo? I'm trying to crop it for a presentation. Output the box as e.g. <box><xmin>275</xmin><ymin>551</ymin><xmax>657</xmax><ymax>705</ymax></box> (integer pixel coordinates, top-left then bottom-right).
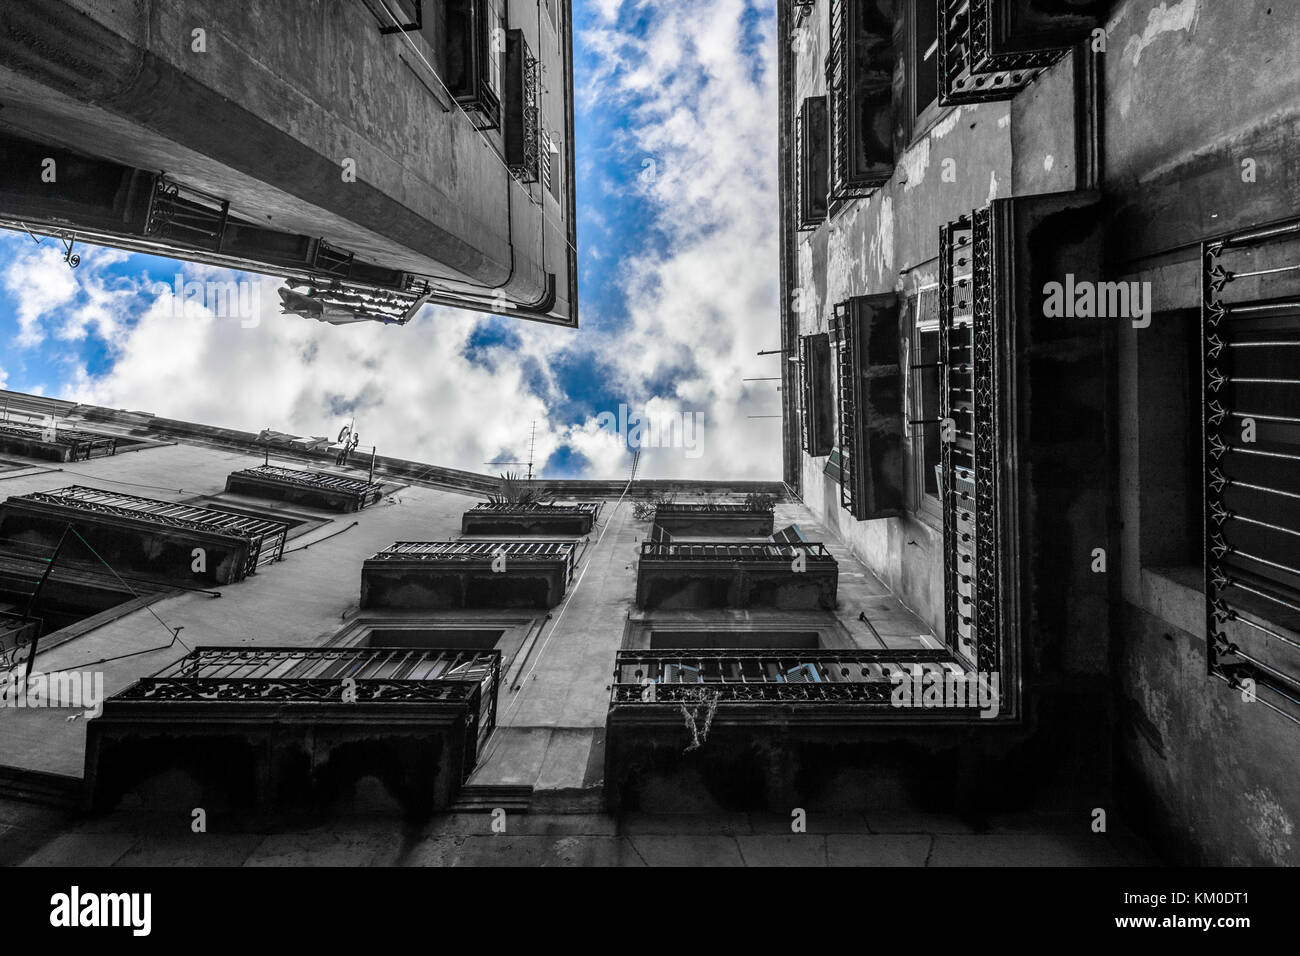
<box><xmin>0</xmin><ymin>0</ymin><xmax>780</xmax><ymax>481</ymax></box>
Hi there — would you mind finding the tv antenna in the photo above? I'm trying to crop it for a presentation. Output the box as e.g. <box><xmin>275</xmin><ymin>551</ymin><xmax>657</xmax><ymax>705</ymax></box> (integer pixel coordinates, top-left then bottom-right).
<box><xmin>484</xmin><ymin>420</ymin><xmax>539</xmax><ymax>481</ymax></box>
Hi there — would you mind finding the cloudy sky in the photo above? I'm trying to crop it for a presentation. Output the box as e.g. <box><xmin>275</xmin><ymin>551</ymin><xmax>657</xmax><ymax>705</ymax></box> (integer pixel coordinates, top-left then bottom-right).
<box><xmin>0</xmin><ymin>0</ymin><xmax>780</xmax><ymax>481</ymax></box>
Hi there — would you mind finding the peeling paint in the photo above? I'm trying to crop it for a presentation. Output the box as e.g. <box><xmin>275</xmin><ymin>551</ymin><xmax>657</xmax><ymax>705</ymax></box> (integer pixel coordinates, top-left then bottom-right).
<box><xmin>1044</xmin><ymin>154</ymin><xmax>1055</xmax><ymax>173</ymax></box>
<box><xmin>987</xmin><ymin>169</ymin><xmax>999</xmax><ymax>203</ymax></box>
<box><xmin>900</xmin><ymin>136</ymin><xmax>930</xmax><ymax>192</ymax></box>
<box><xmin>1124</xmin><ymin>0</ymin><xmax>1200</xmax><ymax>69</ymax></box>
<box><xmin>867</xmin><ymin>195</ymin><xmax>894</xmax><ymax>287</ymax></box>
<box><xmin>1116</xmin><ymin>0</ymin><xmax>1201</xmax><ymax>118</ymax></box>
<box><xmin>1244</xmin><ymin>788</ymin><xmax>1295</xmax><ymax>864</ymax></box>
<box><xmin>931</xmin><ymin>106</ymin><xmax>964</xmax><ymax>139</ymax></box>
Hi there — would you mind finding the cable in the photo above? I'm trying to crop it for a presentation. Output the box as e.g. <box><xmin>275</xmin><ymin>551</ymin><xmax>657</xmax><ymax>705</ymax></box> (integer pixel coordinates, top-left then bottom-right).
<box><xmin>64</xmin><ymin>527</ymin><xmax>192</xmax><ymax>654</ymax></box>
<box><xmin>491</xmin><ymin>451</ymin><xmax>638</xmax><ymax>719</ymax></box>
<box><xmin>280</xmin><ymin>520</ymin><xmax>360</xmax><ymax>555</ymax></box>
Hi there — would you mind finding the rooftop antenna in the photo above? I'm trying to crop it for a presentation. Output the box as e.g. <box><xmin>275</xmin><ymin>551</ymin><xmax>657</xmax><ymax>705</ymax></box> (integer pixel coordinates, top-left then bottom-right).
<box><xmin>484</xmin><ymin>419</ymin><xmax>539</xmax><ymax>482</ymax></box>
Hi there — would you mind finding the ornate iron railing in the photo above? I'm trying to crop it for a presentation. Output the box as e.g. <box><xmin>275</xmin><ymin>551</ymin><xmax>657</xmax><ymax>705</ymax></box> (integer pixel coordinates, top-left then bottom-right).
<box><xmin>0</xmin><ymin>611</ymin><xmax>41</xmax><ymax>670</ymax></box>
<box><xmin>800</xmin><ymin>333</ymin><xmax>815</xmax><ymax>453</ymax></box>
<box><xmin>113</xmin><ymin>646</ymin><xmax>500</xmax><ymax>748</ymax></box>
<box><xmin>1203</xmin><ymin>217</ymin><xmax>1300</xmax><ymax>719</ymax></box>
<box><xmin>13</xmin><ymin>486</ymin><xmax>288</xmax><ymax>571</ymax></box>
<box><xmin>939</xmin><ymin>208</ymin><xmax>1001</xmax><ymax>672</ymax></box>
<box><xmin>467</xmin><ymin>501</ymin><xmax>600</xmax><ymax>518</ymax></box>
<box><xmin>831</xmin><ymin>300</ymin><xmax>860</xmax><ymax>515</ymax></box>
<box><xmin>230</xmin><ymin>465</ymin><xmax>382</xmax><ymax>505</ymax></box>
<box><xmin>610</xmin><ymin>648</ymin><xmax>968</xmax><ymax>704</ymax></box>
<box><xmin>639</xmin><ymin>540</ymin><xmax>832</xmax><ymax>562</ymax></box>
<box><xmin>653</xmin><ymin>503</ymin><xmax>768</xmax><ymax>515</ymax></box>
<box><xmin>824</xmin><ymin>0</ymin><xmax>892</xmax><ymax>205</ymax></box>
<box><xmin>795</xmin><ymin>96</ymin><xmax>828</xmax><ymax>230</ymax></box>
<box><xmin>0</xmin><ymin>421</ymin><xmax>117</xmax><ymax>460</ymax></box>
<box><xmin>144</xmin><ymin>177</ymin><xmax>230</xmax><ymax>252</ymax></box>
<box><xmin>369</xmin><ymin>539</ymin><xmax>579</xmax><ymax>580</ymax></box>
<box><xmin>505</xmin><ymin>30</ymin><xmax>541</xmax><ymax>185</ymax></box>
<box><xmin>938</xmin><ymin>0</ymin><xmax>1065</xmax><ymax>106</ymax></box>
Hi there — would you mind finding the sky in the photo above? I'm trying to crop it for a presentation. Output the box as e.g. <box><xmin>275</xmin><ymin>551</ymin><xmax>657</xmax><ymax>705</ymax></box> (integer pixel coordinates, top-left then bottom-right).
<box><xmin>0</xmin><ymin>0</ymin><xmax>781</xmax><ymax>482</ymax></box>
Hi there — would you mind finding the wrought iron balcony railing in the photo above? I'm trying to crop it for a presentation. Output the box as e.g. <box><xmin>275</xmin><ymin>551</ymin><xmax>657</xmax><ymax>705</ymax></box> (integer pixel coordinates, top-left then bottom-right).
<box><xmin>639</xmin><ymin>540</ymin><xmax>832</xmax><ymax>563</ymax></box>
<box><xmin>1203</xmin><ymin>216</ymin><xmax>1300</xmax><ymax>720</ymax></box>
<box><xmin>939</xmin><ymin>209</ymin><xmax>1000</xmax><ymax>671</ymax></box>
<box><xmin>610</xmin><ymin>648</ymin><xmax>972</xmax><ymax>706</ymax></box>
<box><xmin>226</xmin><ymin>465</ymin><xmax>382</xmax><ymax>510</ymax></box>
<box><xmin>831</xmin><ymin>296</ymin><xmax>905</xmax><ymax>519</ymax></box>
<box><xmin>0</xmin><ymin>421</ymin><xmax>118</xmax><ymax>461</ymax></box>
<box><xmin>938</xmin><ymin>0</ymin><xmax>1105</xmax><ymax>106</ymax></box>
<box><xmin>0</xmin><ymin>611</ymin><xmax>40</xmax><ymax>670</ymax></box>
<box><xmin>653</xmin><ymin>504</ymin><xmax>767</xmax><ymax>516</ymax></box>
<box><xmin>9</xmin><ymin>486</ymin><xmax>288</xmax><ymax>576</ymax></box>
<box><xmin>467</xmin><ymin>501</ymin><xmax>601</xmax><ymax>518</ymax></box>
<box><xmin>795</xmin><ymin>96</ymin><xmax>828</xmax><ymax>230</ymax></box>
<box><xmin>369</xmin><ymin>539</ymin><xmax>579</xmax><ymax>579</ymax></box>
<box><xmin>111</xmin><ymin>645</ymin><xmax>501</xmax><ymax>752</ymax></box>
<box><xmin>800</xmin><ymin>332</ymin><xmax>834</xmax><ymax>457</ymax></box>
<box><xmin>504</xmin><ymin>30</ymin><xmax>541</xmax><ymax>185</ymax></box>
<box><xmin>824</xmin><ymin>0</ymin><xmax>893</xmax><ymax>205</ymax></box>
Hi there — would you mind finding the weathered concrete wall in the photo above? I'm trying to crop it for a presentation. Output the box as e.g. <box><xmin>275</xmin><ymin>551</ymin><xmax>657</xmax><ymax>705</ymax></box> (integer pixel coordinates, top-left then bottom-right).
<box><xmin>789</xmin><ymin>2</ymin><xmax>1016</xmax><ymax>640</ymax></box>
<box><xmin>1099</xmin><ymin>0</ymin><xmax>1300</xmax><ymax>865</ymax></box>
<box><xmin>0</xmin><ymin>0</ymin><xmax>575</xmax><ymax>318</ymax></box>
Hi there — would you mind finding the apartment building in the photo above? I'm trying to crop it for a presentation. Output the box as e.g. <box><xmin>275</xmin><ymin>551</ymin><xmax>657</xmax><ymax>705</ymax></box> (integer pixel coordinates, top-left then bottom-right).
<box><xmin>779</xmin><ymin>0</ymin><xmax>1300</xmax><ymax>864</ymax></box>
<box><xmin>0</xmin><ymin>0</ymin><xmax>578</xmax><ymax>324</ymax></box>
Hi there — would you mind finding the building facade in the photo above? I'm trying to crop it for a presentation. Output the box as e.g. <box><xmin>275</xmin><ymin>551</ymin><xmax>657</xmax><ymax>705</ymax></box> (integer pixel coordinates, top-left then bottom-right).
<box><xmin>0</xmin><ymin>0</ymin><xmax>578</xmax><ymax>324</ymax></box>
<box><xmin>779</xmin><ymin>0</ymin><xmax>1300</xmax><ymax>864</ymax></box>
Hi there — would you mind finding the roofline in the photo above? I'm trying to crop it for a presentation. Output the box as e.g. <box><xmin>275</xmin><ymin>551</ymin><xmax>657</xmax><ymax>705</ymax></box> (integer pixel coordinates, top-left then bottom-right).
<box><xmin>0</xmin><ymin>390</ymin><xmax>786</xmax><ymax>501</ymax></box>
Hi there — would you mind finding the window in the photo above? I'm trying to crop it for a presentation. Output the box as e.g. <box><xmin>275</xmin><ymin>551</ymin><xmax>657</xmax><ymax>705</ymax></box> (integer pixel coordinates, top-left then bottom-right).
<box><xmin>825</xmin><ymin>0</ymin><xmax>895</xmax><ymax>207</ymax></box>
<box><xmin>907</xmin><ymin>287</ymin><xmax>942</xmax><ymax>517</ymax></box>
<box><xmin>800</xmin><ymin>332</ymin><xmax>834</xmax><ymax>456</ymax></box>
<box><xmin>830</xmin><ymin>295</ymin><xmax>905</xmax><ymax>519</ymax></box>
<box><xmin>541</xmin><ymin>130</ymin><xmax>561</xmax><ymax>201</ymax></box>
<box><xmin>912</xmin><ymin>0</ymin><xmax>938</xmax><ymax>118</ymax></box>
<box><xmin>796</xmin><ymin>97</ymin><xmax>828</xmax><ymax>229</ymax></box>
<box><xmin>446</xmin><ymin>0</ymin><xmax>501</xmax><ymax>130</ymax></box>
<box><xmin>1202</xmin><ymin>217</ymin><xmax>1300</xmax><ymax>717</ymax></box>
<box><xmin>504</xmin><ymin>30</ymin><xmax>540</xmax><ymax>184</ymax></box>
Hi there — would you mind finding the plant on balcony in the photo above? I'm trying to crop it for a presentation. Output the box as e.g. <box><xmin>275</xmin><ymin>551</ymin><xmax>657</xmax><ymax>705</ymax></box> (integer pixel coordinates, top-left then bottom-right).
<box><xmin>681</xmin><ymin>687</ymin><xmax>720</xmax><ymax>752</ymax></box>
<box><xmin>632</xmin><ymin>491</ymin><xmax>675</xmax><ymax>521</ymax></box>
<box><xmin>486</xmin><ymin>471</ymin><xmax>555</xmax><ymax>508</ymax></box>
<box><xmin>743</xmin><ymin>492</ymin><xmax>776</xmax><ymax>513</ymax></box>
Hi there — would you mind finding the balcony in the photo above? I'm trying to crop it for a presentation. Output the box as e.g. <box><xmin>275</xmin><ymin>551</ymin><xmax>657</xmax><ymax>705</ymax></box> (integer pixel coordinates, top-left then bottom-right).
<box><xmin>0</xmin><ymin>486</ymin><xmax>288</xmax><ymax>586</ymax></box>
<box><xmin>605</xmin><ymin>647</ymin><xmax>988</xmax><ymax>810</ymax></box>
<box><xmin>461</xmin><ymin>501</ymin><xmax>600</xmax><ymax>536</ymax></box>
<box><xmin>0</xmin><ymin>610</ymin><xmax>40</xmax><ymax>669</ymax></box>
<box><xmin>825</xmin><ymin>0</ymin><xmax>894</xmax><ymax>205</ymax></box>
<box><xmin>0</xmin><ymin>421</ymin><xmax>117</xmax><ymax>462</ymax></box>
<box><xmin>832</xmin><ymin>295</ymin><xmax>905</xmax><ymax>519</ymax></box>
<box><xmin>361</xmin><ymin>540</ymin><xmax>579</xmax><ymax>610</ymax></box>
<box><xmin>938</xmin><ymin>0</ymin><xmax>1105</xmax><ymax>106</ymax></box>
<box><xmin>85</xmin><ymin>646</ymin><xmax>500</xmax><ymax>814</ymax></box>
<box><xmin>935</xmin><ymin>0</ymin><xmax>1107</xmax><ymax>105</ymax></box>
<box><xmin>225</xmin><ymin>465</ymin><xmax>382</xmax><ymax>512</ymax></box>
<box><xmin>1202</xmin><ymin>216</ymin><xmax>1300</xmax><ymax>719</ymax></box>
<box><xmin>652</xmin><ymin>503</ymin><xmax>775</xmax><ymax>538</ymax></box>
<box><xmin>635</xmin><ymin>541</ymin><xmax>837</xmax><ymax>610</ymax></box>
<box><xmin>936</xmin><ymin>192</ymin><xmax>1107</xmax><ymax>703</ymax></box>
